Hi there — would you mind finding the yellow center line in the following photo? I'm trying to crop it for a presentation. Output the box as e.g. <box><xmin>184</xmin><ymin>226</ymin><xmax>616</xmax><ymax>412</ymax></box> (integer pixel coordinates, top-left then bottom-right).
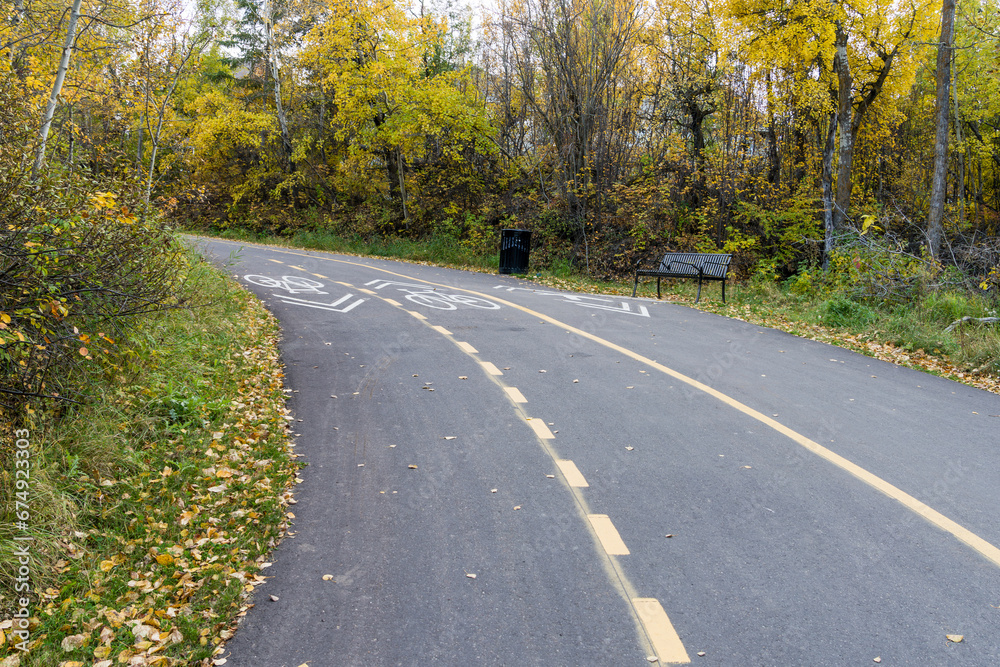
<box><xmin>525</xmin><ymin>417</ymin><xmax>555</xmax><ymax>440</ymax></box>
<box><xmin>479</xmin><ymin>361</ymin><xmax>503</xmax><ymax>376</ymax></box>
<box><xmin>556</xmin><ymin>459</ymin><xmax>589</xmax><ymax>487</ymax></box>
<box><xmin>358</xmin><ymin>288</ymin><xmax>378</xmax><ymax>296</ymax></box>
<box><xmin>456</xmin><ymin>341</ymin><xmax>478</xmax><ymax>354</ymax></box>
<box><xmin>588</xmin><ymin>514</ymin><xmax>630</xmax><ymax>555</ymax></box>
<box><xmin>264</xmin><ymin>249</ymin><xmax>1000</xmax><ymax>570</ymax></box>
<box><xmin>504</xmin><ymin>386</ymin><xmax>528</xmax><ymax>403</ymax></box>
<box><xmin>633</xmin><ymin>599</ymin><xmax>691</xmax><ymax>664</ymax></box>
<box><xmin>383</xmin><ymin>299</ymin><xmax>402</xmax><ymax>307</ymax></box>
<box><xmin>407</xmin><ymin>310</ymin><xmax>427</xmax><ymax>321</ymax></box>
<box><xmin>245</xmin><ymin>247</ymin><xmax>686</xmax><ymax>662</ymax></box>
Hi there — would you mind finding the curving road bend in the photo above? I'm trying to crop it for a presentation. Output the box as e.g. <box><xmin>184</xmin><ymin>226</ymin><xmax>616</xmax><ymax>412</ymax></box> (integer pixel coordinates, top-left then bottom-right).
<box><xmin>194</xmin><ymin>238</ymin><xmax>1000</xmax><ymax>666</ymax></box>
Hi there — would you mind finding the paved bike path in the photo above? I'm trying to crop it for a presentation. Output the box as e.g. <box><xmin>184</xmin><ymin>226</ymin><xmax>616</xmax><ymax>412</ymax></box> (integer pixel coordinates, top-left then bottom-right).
<box><xmin>195</xmin><ymin>238</ymin><xmax>1000</xmax><ymax>666</ymax></box>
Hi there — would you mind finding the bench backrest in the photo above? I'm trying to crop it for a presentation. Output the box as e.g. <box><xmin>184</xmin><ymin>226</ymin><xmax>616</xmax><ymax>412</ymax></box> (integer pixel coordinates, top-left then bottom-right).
<box><xmin>657</xmin><ymin>253</ymin><xmax>731</xmax><ymax>278</ymax></box>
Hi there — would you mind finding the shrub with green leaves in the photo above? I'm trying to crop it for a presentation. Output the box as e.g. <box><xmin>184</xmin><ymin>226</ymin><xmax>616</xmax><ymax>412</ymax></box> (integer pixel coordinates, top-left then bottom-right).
<box><xmin>1</xmin><ymin>176</ymin><xmax>189</xmax><ymax>413</ymax></box>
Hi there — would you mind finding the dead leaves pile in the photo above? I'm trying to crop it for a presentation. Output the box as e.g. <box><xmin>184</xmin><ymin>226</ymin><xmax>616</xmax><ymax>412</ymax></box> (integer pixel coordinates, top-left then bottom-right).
<box><xmin>1</xmin><ymin>285</ymin><xmax>298</xmax><ymax>666</ymax></box>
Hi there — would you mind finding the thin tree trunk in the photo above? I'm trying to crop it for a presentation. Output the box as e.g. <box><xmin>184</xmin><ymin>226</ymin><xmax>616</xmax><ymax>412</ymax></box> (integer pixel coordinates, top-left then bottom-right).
<box><xmin>952</xmin><ymin>48</ymin><xmax>964</xmax><ymax>224</ymax></box>
<box><xmin>264</xmin><ymin>0</ymin><xmax>293</xmax><ymax>171</ymax></box>
<box><xmin>833</xmin><ymin>22</ymin><xmax>853</xmax><ymax>229</ymax></box>
<box><xmin>927</xmin><ymin>0</ymin><xmax>956</xmax><ymax>259</ymax></box>
<box><xmin>67</xmin><ymin>105</ymin><xmax>74</xmax><ymax>174</ymax></box>
<box><xmin>822</xmin><ymin>111</ymin><xmax>838</xmax><ymax>268</ymax></box>
<box><xmin>32</xmin><ymin>0</ymin><xmax>84</xmax><ymax>181</ymax></box>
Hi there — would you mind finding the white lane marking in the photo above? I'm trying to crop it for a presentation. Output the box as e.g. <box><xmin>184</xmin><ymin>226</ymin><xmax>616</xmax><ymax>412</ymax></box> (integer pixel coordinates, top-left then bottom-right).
<box><xmin>276</xmin><ymin>294</ymin><xmax>365</xmax><ymax>313</ymax></box>
<box><xmin>556</xmin><ymin>459</ymin><xmax>589</xmax><ymax>487</ymax></box>
<box><xmin>245</xmin><ymin>275</ymin><xmax>328</xmax><ymax>294</ymax></box>
<box><xmin>504</xmin><ymin>387</ymin><xmax>527</xmax><ymax>403</ymax></box>
<box><xmin>588</xmin><ymin>514</ymin><xmax>630</xmax><ymax>555</ymax></box>
<box><xmin>494</xmin><ymin>286</ymin><xmax>650</xmax><ymax>317</ymax></box>
<box><xmin>457</xmin><ymin>341</ymin><xmax>478</xmax><ymax>354</ymax></box>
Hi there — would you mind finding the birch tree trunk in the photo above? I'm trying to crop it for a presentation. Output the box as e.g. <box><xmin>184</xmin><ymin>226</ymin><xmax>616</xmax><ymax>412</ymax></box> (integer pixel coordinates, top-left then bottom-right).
<box><xmin>264</xmin><ymin>0</ymin><xmax>293</xmax><ymax>171</ymax></box>
<box><xmin>927</xmin><ymin>0</ymin><xmax>956</xmax><ymax>259</ymax></box>
<box><xmin>32</xmin><ymin>0</ymin><xmax>84</xmax><ymax>181</ymax></box>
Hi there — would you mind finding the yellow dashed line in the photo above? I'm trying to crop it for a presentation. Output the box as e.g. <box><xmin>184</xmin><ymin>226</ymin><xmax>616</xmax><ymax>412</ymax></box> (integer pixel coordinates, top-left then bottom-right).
<box><xmin>335</xmin><ymin>281</ymin><xmax>353</xmax><ymax>288</ymax></box>
<box><xmin>456</xmin><ymin>341</ymin><xmax>478</xmax><ymax>354</ymax></box>
<box><xmin>359</xmin><ymin>288</ymin><xmax>378</xmax><ymax>296</ymax></box>
<box><xmin>525</xmin><ymin>417</ymin><xmax>555</xmax><ymax>440</ymax></box>
<box><xmin>289</xmin><ymin>265</ymin><xmax>306</xmax><ymax>271</ymax></box>
<box><xmin>480</xmin><ymin>361</ymin><xmax>503</xmax><ymax>376</ymax></box>
<box><xmin>556</xmin><ymin>459</ymin><xmax>589</xmax><ymax>487</ymax></box>
<box><xmin>407</xmin><ymin>311</ymin><xmax>427</xmax><ymax>321</ymax></box>
<box><xmin>267</xmin><ymin>259</ymin><xmax>284</xmax><ymax>264</ymax></box>
<box><xmin>383</xmin><ymin>299</ymin><xmax>402</xmax><ymax>307</ymax></box>
<box><xmin>504</xmin><ymin>387</ymin><xmax>527</xmax><ymax>403</ymax></box>
<box><xmin>311</xmin><ymin>273</ymin><xmax>328</xmax><ymax>279</ymax></box>
<box><xmin>633</xmin><ymin>598</ymin><xmax>691</xmax><ymax>664</ymax></box>
<box><xmin>432</xmin><ymin>325</ymin><xmax>452</xmax><ymax>335</ymax></box>
<box><xmin>274</xmin><ymin>252</ymin><xmax>1000</xmax><ymax>570</ymax></box>
<box><xmin>588</xmin><ymin>514</ymin><xmax>630</xmax><ymax>555</ymax></box>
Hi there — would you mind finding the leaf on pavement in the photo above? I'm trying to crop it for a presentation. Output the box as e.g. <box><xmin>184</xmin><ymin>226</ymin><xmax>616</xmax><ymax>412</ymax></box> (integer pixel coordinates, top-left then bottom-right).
<box><xmin>946</xmin><ymin>634</ymin><xmax>964</xmax><ymax>643</ymax></box>
<box><xmin>408</xmin><ymin>464</ymin><xmax>418</xmax><ymax>469</ymax></box>
<box><xmin>322</xmin><ymin>574</ymin><xmax>334</xmax><ymax>581</ymax></box>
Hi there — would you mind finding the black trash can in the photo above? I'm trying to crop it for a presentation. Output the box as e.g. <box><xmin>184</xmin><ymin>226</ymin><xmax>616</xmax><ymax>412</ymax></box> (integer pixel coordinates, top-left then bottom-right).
<box><xmin>499</xmin><ymin>229</ymin><xmax>531</xmax><ymax>274</ymax></box>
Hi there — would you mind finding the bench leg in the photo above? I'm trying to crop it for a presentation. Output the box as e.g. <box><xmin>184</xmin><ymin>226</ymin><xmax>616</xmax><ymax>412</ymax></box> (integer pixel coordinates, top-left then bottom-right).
<box><xmin>632</xmin><ymin>275</ymin><xmax>639</xmax><ymax>298</ymax></box>
<box><xmin>695</xmin><ymin>276</ymin><xmax>702</xmax><ymax>303</ymax></box>
<box><xmin>656</xmin><ymin>277</ymin><xmax>661</xmax><ymax>299</ymax></box>
<box><xmin>722</xmin><ymin>279</ymin><xmax>726</xmax><ymax>303</ymax></box>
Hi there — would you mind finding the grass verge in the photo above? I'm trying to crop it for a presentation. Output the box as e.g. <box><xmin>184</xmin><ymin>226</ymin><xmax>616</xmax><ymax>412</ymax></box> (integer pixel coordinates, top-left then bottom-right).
<box><xmin>1</xmin><ymin>255</ymin><xmax>298</xmax><ymax>666</ymax></box>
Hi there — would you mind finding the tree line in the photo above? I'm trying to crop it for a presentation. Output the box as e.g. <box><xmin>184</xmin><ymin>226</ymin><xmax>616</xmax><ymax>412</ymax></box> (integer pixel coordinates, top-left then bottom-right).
<box><xmin>4</xmin><ymin>0</ymin><xmax>1000</xmax><ymax>286</ymax></box>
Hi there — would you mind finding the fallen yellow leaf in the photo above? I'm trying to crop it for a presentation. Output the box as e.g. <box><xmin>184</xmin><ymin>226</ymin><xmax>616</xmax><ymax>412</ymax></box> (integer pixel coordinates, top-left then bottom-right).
<box><xmin>946</xmin><ymin>634</ymin><xmax>964</xmax><ymax>643</ymax></box>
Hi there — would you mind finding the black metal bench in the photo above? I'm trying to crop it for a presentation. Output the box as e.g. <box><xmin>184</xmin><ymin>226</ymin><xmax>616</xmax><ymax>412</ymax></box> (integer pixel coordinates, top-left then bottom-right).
<box><xmin>632</xmin><ymin>252</ymin><xmax>732</xmax><ymax>303</ymax></box>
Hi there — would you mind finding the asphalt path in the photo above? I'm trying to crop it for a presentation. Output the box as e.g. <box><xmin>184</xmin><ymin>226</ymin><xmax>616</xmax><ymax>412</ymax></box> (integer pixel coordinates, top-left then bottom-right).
<box><xmin>193</xmin><ymin>237</ymin><xmax>1000</xmax><ymax>667</ymax></box>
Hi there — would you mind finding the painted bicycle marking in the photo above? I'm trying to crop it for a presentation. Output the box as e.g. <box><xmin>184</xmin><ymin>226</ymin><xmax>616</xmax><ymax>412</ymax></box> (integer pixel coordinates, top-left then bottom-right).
<box><xmin>365</xmin><ymin>280</ymin><xmax>501</xmax><ymax>311</ymax></box>
<box><xmin>244</xmin><ymin>274</ymin><xmax>365</xmax><ymax>313</ymax></box>
<box><xmin>493</xmin><ymin>286</ymin><xmax>650</xmax><ymax>317</ymax></box>
<box><xmin>244</xmin><ymin>275</ymin><xmax>329</xmax><ymax>294</ymax></box>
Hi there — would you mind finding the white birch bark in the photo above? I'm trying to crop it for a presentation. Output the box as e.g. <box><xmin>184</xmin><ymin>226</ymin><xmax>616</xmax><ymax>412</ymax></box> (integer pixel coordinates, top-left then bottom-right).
<box><xmin>32</xmin><ymin>0</ymin><xmax>84</xmax><ymax>181</ymax></box>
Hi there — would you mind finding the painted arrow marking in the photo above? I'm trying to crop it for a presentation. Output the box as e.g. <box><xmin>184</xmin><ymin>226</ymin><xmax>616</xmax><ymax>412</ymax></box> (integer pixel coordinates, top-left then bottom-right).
<box><xmin>572</xmin><ymin>301</ymin><xmax>649</xmax><ymax>317</ymax></box>
<box><xmin>493</xmin><ymin>286</ymin><xmax>650</xmax><ymax>317</ymax></box>
<box><xmin>276</xmin><ymin>294</ymin><xmax>366</xmax><ymax>313</ymax></box>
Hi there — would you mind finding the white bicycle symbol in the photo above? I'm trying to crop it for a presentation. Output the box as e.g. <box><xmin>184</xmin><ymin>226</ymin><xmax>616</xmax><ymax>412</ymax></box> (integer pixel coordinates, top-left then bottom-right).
<box><xmin>402</xmin><ymin>290</ymin><xmax>500</xmax><ymax>310</ymax></box>
<box><xmin>244</xmin><ymin>275</ymin><xmax>328</xmax><ymax>295</ymax></box>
